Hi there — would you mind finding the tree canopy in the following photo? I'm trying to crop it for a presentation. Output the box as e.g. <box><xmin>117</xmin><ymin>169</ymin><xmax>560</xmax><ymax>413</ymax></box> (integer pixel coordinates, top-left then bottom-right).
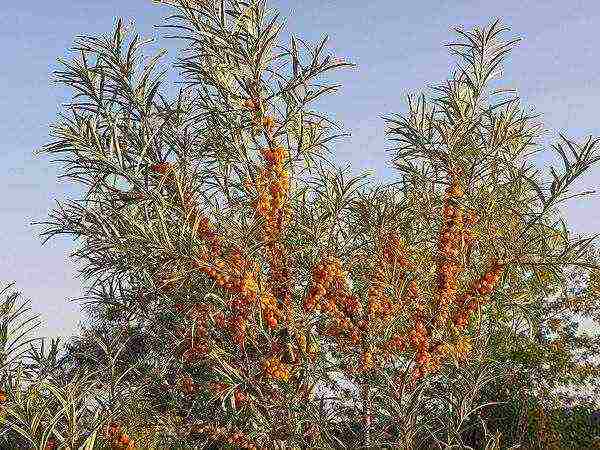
<box><xmin>1</xmin><ymin>1</ymin><xmax>599</xmax><ymax>449</ymax></box>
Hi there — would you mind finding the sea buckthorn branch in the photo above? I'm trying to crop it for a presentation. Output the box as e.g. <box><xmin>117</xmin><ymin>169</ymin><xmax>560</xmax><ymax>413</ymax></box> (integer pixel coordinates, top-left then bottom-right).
<box><xmin>376</xmin><ymin>274</ymin><xmax>461</xmax><ymax>383</ymax></box>
<box><xmin>377</xmin><ymin>309</ymin><xmax>426</xmax><ymax>375</ymax></box>
<box><xmin>403</xmin><ymin>258</ymin><xmax>506</xmax><ymax>382</ymax></box>
<box><xmin>163</xmin><ymin>172</ymin><xmax>303</xmax><ymax>404</ymax></box>
<box><xmin>361</xmin><ymin>233</ymin><xmax>433</xmax><ymax>380</ymax></box>
<box><xmin>263</xmin><ymin>241</ymin><xmax>295</xmax><ymax>332</ymax></box>
<box><xmin>184</xmin><ymin>354</ymin><xmax>276</xmax><ymax>422</ymax></box>
<box><xmin>304</xmin><ymin>240</ymin><xmax>428</xmax><ymax>377</ymax></box>
<box><xmin>434</xmin><ymin>174</ymin><xmax>466</xmax><ymax>328</ymax></box>
<box><xmin>452</xmin><ymin>259</ymin><xmax>505</xmax><ymax>330</ymax></box>
<box><xmin>253</xmin><ymin>144</ymin><xmax>293</xmax><ymax>308</ymax></box>
<box><xmin>258</xmin><ymin>285</ymin><xmax>284</xmax><ymax>330</ymax></box>
<box><xmin>254</xmin><ymin>145</ymin><xmax>291</xmax><ymax>237</ymax></box>
<box><xmin>149</xmin><ymin>161</ymin><xmax>303</xmax><ymax>409</ymax></box>
<box><xmin>246</xmin><ymin>105</ymin><xmax>301</xmax><ymax>350</ymax></box>
<box><xmin>357</xmin><ymin>235</ymin><xmax>409</xmax><ymax>373</ymax></box>
<box><xmin>304</xmin><ymin>255</ymin><xmax>364</xmax><ymax>370</ymax></box>
<box><xmin>407</xmin><ymin>298</ymin><xmax>433</xmax><ymax>382</ymax></box>
<box><xmin>366</xmin><ymin>263</ymin><xmax>391</xmax><ymax>326</ymax></box>
<box><xmin>191</xmin><ymin>263</ymin><xmax>260</xmax><ymax>343</ymax></box>
<box><xmin>357</xmin><ymin>235</ymin><xmax>421</xmax><ymax>446</ymax></box>
<box><xmin>413</xmin><ymin>170</ymin><xmax>507</xmax><ymax>376</ymax></box>
<box><xmin>148</xmin><ymin>162</ymin><xmax>267</xmax><ymax>349</ymax></box>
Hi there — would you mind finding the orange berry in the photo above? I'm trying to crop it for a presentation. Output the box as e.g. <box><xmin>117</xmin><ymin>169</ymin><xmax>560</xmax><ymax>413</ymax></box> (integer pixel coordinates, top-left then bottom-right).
<box><xmin>242</xmin><ymin>98</ymin><xmax>258</xmax><ymax>109</ymax></box>
<box><xmin>150</xmin><ymin>162</ymin><xmax>172</xmax><ymax>174</ymax></box>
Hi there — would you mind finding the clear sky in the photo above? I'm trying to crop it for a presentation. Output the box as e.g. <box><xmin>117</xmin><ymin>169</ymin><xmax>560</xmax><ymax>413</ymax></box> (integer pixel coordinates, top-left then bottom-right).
<box><xmin>1</xmin><ymin>0</ymin><xmax>599</xmax><ymax>337</ymax></box>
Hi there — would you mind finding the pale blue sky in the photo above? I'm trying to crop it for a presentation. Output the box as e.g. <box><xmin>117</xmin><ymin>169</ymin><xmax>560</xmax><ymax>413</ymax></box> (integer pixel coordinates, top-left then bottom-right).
<box><xmin>1</xmin><ymin>0</ymin><xmax>599</xmax><ymax>337</ymax></box>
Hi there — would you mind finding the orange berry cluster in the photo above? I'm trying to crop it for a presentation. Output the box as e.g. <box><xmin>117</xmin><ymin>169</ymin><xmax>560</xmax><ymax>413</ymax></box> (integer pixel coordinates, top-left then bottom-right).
<box><xmin>233</xmin><ymin>388</ymin><xmax>247</xmax><ymax>408</ymax></box>
<box><xmin>208</xmin><ymin>381</ymin><xmax>229</xmax><ymax>397</ymax></box>
<box><xmin>365</xmin><ymin>236</ymin><xmax>425</xmax><ymax>370</ymax></box>
<box><xmin>470</xmin><ymin>260</ymin><xmax>504</xmax><ymax>297</ymax></box>
<box><xmin>150</xmin><ymin>131</ymin><xmax>285</xmax><ymax>349</ymax></box>
<box><xmin>296</xmin><ymin>332</ymin><xmax>308</xmax><ymax>354</ymax></box>
<box><xmin>251</xmin><ymin>114</ymin><xmax>277</xmax><ymax>135</ymax></box>
<box><xmin>263</xmin><ymin>355</ymin><xmax>291</xmax><ymax>381</ymax></box>
<box><xmin>452</xmin><ymin>335</ymin><xmax>472</xmax><ymax>361</ymax></box>
<box><xmin>424</xmin><ymin>348</ymin><xmax>447</xmax><ymax>375</ymax></box>
<box><xmin>254</xmin><ymin>145</ymin><xmax>291</xmax><ymax>238</ymax></box>
<box><xmin>376</xmin><ymin>304</ymin><xmax>434</xmax><ymax>380</ymax></box>
<box><xmin>243</xmin><ymin>92</ymin><xmax>276</xmax><ymax>135</ymax></box>
<box><xmin>307</xmin><ymin>341</ymin><xmax>319</xmax><ymax>361</ymax></box>
<box><xmin>242</xmin><ymin>98</ymin><xmax>260</xmax><ymax>110</ymax></box>
<box><xmin>341</xmin><ymin>293</ymin><xmax>361</xmax><ymax>317</ymax></box>
<box><xmin>380</xmin><ymin>334</ymin><xmax>407</xmax><ymax>360</ymax></box>
<box><xmin>408</xmin><ymin>315</ymin><xmax>431</xmax><ymax>381</ymax></box>
<box><xmin>189</xmin><ymin>423</ymin><xmax>257</xmax><ymax>450</ymax></box>
<box><xmin>435</xmin><ymin>176</ymin><xmax>465</xmax><ymax>327</ymax></box>
<box><xmin>181</xmin><ymin>374</ymin><xmax>199</xmax><ymax>397</ymax></box>
<box><xmin>260</xmin><ymin>290</ymin><xmax>282</xmax><ymax>329</ymax></box>
<box><xmin>262</xmin><ymin>115</ymin><xmax>276</xmax><ymax>133</ymax></box>
<box><xmin>192</xmin><ymin>249</ymin><xmax>261</xmax><ymax>348</ymax></box>
<box><xmin>406</xmin><ymin>280</ymin><xmax>419</xmax><ymax>302</ymax></box>
<box><xmin>150</xmin><ymin>162</ymin><xmax>174</xmax><ymax>176</ymax></box>
<box><xmin>181</xmin><ymin>332</ymin><xmax>209</xmax><ymax>364</ymax></box>
<box><xmin>253</xmin><ymin>142</ymin><xmax>292</xmax><ymax>334</ymax></box>
<box><xmin>304</xmin><ymin>257</ymin><xmax>345</xmax><ymax>311</ymax></box>
<box><xmin>225</xmin><ymin>429</ymin><xmax>258</xmax><ymax>450</ymax></box>
<box><xmin>357</xmin><ymin>350</ymin><xmax>375</xmax><ymax>372</ymax></box>
<box><xmin>194</xmin><ymin>256</ymin><xmax>235</xmax><ymax>289</ymax></box>
<box><xmin>453</xmin><ymin>260</ymin><xmax>505</xmax><ymax>329</ymax></box>
<box><xmin>264</xmin><ymin>242</ymin><xmax>292</xmax><ymax>328</ymax></box>
<box><xmin>190</xmin><ymin>215</ymin><xmax>222</xmax><ymax>255</ymax></box>
<box><xmin>320</xmin><ymin>292</ymin><xmax>359</xmax><ymax>321</ymax></box>
<box><xmin>106</xmin><ymin>422</ymin><xmax>135</xmax><ymax>450</ymax></box>
<box><xmin>380</xmin><ymin>233</ymin><xmax>414</xmax><ymax>270</ymax></box>
<box><xmin>304</xmin><ymin>256</ymin><xmax>362</xmax><ymax>347</ymax></box>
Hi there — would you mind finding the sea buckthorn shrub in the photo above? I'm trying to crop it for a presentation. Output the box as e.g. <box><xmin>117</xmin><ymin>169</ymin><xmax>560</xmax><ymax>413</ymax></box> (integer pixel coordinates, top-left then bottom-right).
<box><xmin>2</xmin><ymin>1</ymin><xmax>599</xmax><ymax>448</ymax></box>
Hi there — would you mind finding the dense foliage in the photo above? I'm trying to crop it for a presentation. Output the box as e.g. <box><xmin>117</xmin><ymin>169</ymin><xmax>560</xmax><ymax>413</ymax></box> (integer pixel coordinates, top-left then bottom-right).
<box><xmin>1</xmin><ymin>1</ymin><xmax>600</xmax><ymax>448</ymax></box>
